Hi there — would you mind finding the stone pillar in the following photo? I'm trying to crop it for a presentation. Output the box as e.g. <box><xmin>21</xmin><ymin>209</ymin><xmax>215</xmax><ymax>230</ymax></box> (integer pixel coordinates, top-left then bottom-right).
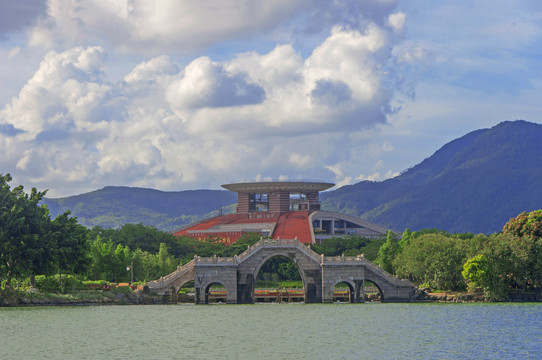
<box><xmin>354</xmin><ymin>279</ymin><xmax>364</xmax><ymax>303</ymax></box>
<box><xmin>237</xmin><ymin>272</ymin><xmax>255</xmax><ymax>304</ymax></box>
<box><xmin>303</xmin><ymin>269</ymin><xmax>322</xmax><ymax>303</ymax></box>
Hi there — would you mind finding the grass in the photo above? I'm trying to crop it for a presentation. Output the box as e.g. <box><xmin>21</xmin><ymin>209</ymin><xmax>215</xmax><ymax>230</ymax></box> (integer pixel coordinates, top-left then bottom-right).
<box><xmin>255</xmin><ymin>280</ymin><xmax>303</xmax><ymax>289</ymax></box>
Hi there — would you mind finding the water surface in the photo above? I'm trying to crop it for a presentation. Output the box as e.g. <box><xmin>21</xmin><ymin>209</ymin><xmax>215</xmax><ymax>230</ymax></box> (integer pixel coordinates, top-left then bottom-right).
<box><xmin>1</xmin><ymin>303</ymin><xmax>541</xmax><ymax>359</ymax></box>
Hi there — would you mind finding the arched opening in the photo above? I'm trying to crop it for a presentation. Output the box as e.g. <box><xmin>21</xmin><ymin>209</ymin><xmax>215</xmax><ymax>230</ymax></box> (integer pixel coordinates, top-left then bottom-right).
<box><xmin>332</xmin><ymin>281</ymin><xmax>354</xmax><ymax>303</ymax></box>
<box><xmin>205</xmin><ymin>282</ymin><xmax>227</xmax><ymax>304</ymax></box>
<box><xmin>177</xmin><ymin>280</ymin><xmax>195</xmax><ymax>303</ymax></box>
<box><xmin>255</xmin><ymin>255</ymin><xmax>304</xmax><ymax>303</ymax></box>
<box><xmin>364</xmin><ymin>280</ymin><xmax>383</xmax><ymax>302</ymax></box>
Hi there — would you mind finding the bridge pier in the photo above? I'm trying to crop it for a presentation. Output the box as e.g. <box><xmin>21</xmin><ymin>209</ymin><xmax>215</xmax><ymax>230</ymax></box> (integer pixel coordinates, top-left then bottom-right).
<box><xmin>236</xmin><ymin>273</ymin><xmax>255</xmax><ymax>304</ymax></box>
<box><xmin>194</xmin><ymin>261</ymin><xmax>238</xmax><ymax>304</ymax></box>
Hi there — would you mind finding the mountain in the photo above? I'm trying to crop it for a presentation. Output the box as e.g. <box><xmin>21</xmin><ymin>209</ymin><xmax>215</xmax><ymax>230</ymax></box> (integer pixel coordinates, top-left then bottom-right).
<box><xmin>42</xmin><ymin>186</ymin><xmax>237</xmax><ymax>232</ymax></box>
<box><xmin>321</xmin><ymin>120</ymin><xmax>542</xmax><ymax>234</ymax></box>
<box><xmin>43</xmin><ymin>120</ymin><xmax>542</xmax><ymax>234</ymax></box>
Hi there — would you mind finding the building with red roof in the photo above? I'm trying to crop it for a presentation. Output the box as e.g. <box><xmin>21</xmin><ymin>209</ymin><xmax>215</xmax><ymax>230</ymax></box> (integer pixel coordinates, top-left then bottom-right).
<box><xmin>173</xmin><ymin>180</ymin><xmax>390</xmax><ymax>245</ymax></box>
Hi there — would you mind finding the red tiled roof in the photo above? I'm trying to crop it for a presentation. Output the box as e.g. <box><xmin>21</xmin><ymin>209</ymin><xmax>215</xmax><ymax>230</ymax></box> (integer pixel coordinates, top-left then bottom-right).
<box><xmin>272</xmin><ymin>211</ymin><xmax>312</xmax><ymax>244</ymax></box>
<box><xmin>174</xmin><ymin>211</ymin><xmax>312</xmax><ymax>244</ymax></box>
<box><xmin>173</xmin><ymin>214</ymin><xmax>239</xmax><ymax>236</ymax></box>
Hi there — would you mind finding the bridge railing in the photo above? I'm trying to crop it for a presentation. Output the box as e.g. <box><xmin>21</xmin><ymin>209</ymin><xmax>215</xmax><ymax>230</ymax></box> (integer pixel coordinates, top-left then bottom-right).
<box><xmin>194</xmin><ymin>255</ymin><xmax>236</xmax><ymax>264</ymax></box>
<box><xmin>148</xmin><ymin>258</ymin><xmax>196</xmax><ymax>289</ymax></box>
<box><xmin>322</xmin><ymin>255</ymin><xmax>412</xmax><ymax>287</ymax></box>
<box><xmin>236</xmin><ymin>238</ymin><xmax>322</xmax><ymax>264</ymax></box>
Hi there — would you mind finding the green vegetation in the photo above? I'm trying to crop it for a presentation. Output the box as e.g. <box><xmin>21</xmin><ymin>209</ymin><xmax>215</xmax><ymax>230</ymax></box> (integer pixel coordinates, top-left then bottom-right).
<box><xmin>2</xmin><ymin>173</ymin><xmax>542</xmax><ymax>302</ymax></box>
<box><xmin>42</xmin><ymin>186</ymin><xmax>237</xmax><ymax>232</ymax></box>
<box><xmin>310</xmin><ymin>236</ymin><xmax>385</xmax><ymax>261</ymax></box>
<box><xmin>377</xmin><ymin>211</ymin><xmax>542</xmax><ymax>300</ymax></box>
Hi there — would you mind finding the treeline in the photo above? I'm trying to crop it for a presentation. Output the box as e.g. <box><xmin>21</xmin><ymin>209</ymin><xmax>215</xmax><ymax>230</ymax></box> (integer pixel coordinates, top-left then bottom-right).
<box><xmin>0</xmin><ymin>174</ymin><xmax>261</xmax><ymax>289</ymax></box>
<box><xmin>85</xmin><ymin>225</ymin><xmax>262</xmax><ymax>283</ymax></box>
<box><xmin>374</xmin><ymin>210</ymin><xmax>542</xmax><ymax>300</ymax></box>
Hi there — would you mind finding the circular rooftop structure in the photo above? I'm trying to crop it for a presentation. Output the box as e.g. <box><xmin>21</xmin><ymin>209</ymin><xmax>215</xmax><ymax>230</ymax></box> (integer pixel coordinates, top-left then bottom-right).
<box><xmin>221</xmin><ymin>181</ymin><xmax>334</xmax><ymax>193</ymax></box>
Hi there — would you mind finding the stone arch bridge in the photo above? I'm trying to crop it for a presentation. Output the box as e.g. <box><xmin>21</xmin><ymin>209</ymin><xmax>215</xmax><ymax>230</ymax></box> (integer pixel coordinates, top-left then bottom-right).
<box><xmin>147</xmin><ymin>238</ymin><xmax>415</xmax><ymax>304</ymax></box>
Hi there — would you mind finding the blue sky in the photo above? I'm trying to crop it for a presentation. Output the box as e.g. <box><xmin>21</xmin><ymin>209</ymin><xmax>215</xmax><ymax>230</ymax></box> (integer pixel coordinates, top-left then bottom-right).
<box><xmin>1</xmin><ymin>0</ymin><xmax>541</xmax><ymax>197</ymax></box>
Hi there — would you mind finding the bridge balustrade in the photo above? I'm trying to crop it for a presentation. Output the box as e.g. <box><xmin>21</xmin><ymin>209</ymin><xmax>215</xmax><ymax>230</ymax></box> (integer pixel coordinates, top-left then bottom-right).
<box><xmin>147</xmin><ymin>238</ymin><xmax>415</xmax><ymax>304</ymax></box>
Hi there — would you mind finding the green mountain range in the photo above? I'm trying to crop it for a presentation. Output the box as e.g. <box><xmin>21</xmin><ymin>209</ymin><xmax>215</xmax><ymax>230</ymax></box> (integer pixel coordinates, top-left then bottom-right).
<box><xmin>42</xmin><ymin>186</ymin><xmax>236</xmax><ymax>232</ymax></box>
<box><xmin>43</xmin><ymin>120</ymin><xmax>542</xmax><ymax>234</ymax></box>
<box><xmin>321</xmin><ymin>120</ymin><xmax>542</xmax><ymax>234</ymax></box>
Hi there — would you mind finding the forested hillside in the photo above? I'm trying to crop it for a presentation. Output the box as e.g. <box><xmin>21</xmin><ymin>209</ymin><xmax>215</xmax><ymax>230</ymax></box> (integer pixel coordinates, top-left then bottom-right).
<box><xmin>321</xmin><ymin>120</ymin><xmax>542</xmax><ymax>234</ymax></box>
<box><xmin>43</xmin><ymin>186</ymin><xmax>237</xmax><ymax>231</ymax></box>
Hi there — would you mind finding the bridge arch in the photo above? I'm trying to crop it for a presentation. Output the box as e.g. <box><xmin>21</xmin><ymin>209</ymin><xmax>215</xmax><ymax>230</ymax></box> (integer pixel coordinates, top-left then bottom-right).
<box><xmin>254</xmin><ymin>253</ymin><xmax>307</xmax><ymax>284</ymax></box>
<box><xmin>236</xmin><ymin>241</ymin><xmax>323</xmax><ymax>303</ymax></box>
<box><xmin>202</xmin><ymin>281</ymin><xmax>228</xmax><ymax>304</ymax></box>
<box><xmin>330</xmin><ymin>280</ymin><xmax>355</xmax><ymax>303</ymax></box>
<box><xmin>254</xmin><ymin>254</ymin><xmax>306</xmax><ymax>302</ymax></box>
<box><xmin>363</xmin><ymin>271</ymin><xmax>402</xmax><ymax>302</ymax></box>
<box><xmin>363</xmin><ymin>279</ymin><xmax>384</xmax><ymax>302</ymax></box>
<box><xmin>173</xmin><ymin>277</ymin><xmax>194</xmax><ymax>295</ymax></box>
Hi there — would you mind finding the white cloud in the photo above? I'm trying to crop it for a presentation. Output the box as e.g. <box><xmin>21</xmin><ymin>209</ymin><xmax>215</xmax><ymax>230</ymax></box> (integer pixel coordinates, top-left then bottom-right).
<box><xmin>387</xmin><ymin>12</ymin><xmax>406</xmax><ymax>32</ymax></box>
<box><xmin>1</xmin><ymin>6</ymin><xmax>412</xmax><ymax>196</ymax></box>
<box><xmin>289</xmin><ymin>153</ymin><xmax>312</xmax><ymax>169</ymax></box>
<box><xmin>28</xmin><ymin>0</ymin><xmax>306</xmax><ymax>54</ymax></box>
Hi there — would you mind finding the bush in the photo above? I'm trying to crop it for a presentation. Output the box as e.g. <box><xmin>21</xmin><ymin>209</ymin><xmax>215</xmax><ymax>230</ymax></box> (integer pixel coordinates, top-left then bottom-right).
<box><xmin>111</xmin><ymin>285</ymin><xmax>133</xmax><ymax>294</ymax></box>
<box><xmin>35</xmin><ymin>275</ymin><xmax>85</xmax><ymax>293</ymax></box>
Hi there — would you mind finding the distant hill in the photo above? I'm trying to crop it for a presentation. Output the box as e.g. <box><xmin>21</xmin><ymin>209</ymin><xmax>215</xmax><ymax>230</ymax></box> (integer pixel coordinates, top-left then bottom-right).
<box><xmin>321</xmin><ymin>120</ymin><xmax>542</xmax><ymax>234</ymax></box>
<box><xmin>43</xmin><ymin>120</ymin><xmax>542</xmax><ymax>234</ymax></box>
<box><xmin>42</xmin><ymin>186</ymin><xmax>237</xmax><ymax>232</ymax></box>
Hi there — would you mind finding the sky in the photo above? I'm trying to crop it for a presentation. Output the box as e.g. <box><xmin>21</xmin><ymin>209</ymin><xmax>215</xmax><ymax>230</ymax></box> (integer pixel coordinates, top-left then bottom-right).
<box><xmin>1</xmin><ymin>0</ymin><xmax>541</xmax><ymax>197</ymax></box>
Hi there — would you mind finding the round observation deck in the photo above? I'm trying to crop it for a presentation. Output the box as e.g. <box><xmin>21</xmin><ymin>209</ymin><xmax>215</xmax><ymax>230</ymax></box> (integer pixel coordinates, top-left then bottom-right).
<box><xmin>221</xmin><ymin>181</ymin><xmax>334</xmax><ymax>193</ymax></box>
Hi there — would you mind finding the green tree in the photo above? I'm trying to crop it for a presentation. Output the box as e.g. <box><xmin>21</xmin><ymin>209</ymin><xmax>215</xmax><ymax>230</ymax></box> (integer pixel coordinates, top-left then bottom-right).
<box><xmin>394</xmin><ymin>233</ymin><xmax>467</xmax><ymax>290</ymax></box>
<box><xmin>88</xmin><ymin>235</ymin><xmax>115</xmax><ymax>281</ymax></box>
<box><xmin>157</xmin><ymin>242</ymin><xmax>177</xmax><ymax>276</ymax></box>
<box><xmin>0</xmin><ymin>174</ymin><xmax>52</xmax><ymax>286</ymax></box>
<box><xmin>462</xmin><ymin>254</ymin><xmax>489</xmax><ymax>292</ymax></box>
<box><xmin>398</xmin><ymin>228</ymin><xmax>413</xmax><ymax>250</ymax></box>
<box><xmin>49</xmin><ymin>212</ymin><xmax>90</xmax><ymax>287</ymax></box>
<box><xmin>375</xmin><ymin>231</ymin><xmax>399</xmax><ymax>274</ymax></box>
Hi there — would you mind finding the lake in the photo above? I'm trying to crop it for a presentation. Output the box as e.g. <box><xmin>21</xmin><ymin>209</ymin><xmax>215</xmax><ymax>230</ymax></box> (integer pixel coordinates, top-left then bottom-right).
<box><xmin>1</xmin><ymin>303</ymin><xmax>541</xmax><ymax>359</ymax></box>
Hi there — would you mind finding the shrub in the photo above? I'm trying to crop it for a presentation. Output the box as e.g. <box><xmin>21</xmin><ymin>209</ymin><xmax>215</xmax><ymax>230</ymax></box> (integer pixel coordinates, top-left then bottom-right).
<box><xmin>35</xmin><ymin>275</ymin><xmax>85</xmax><ymax>293</ymax></box>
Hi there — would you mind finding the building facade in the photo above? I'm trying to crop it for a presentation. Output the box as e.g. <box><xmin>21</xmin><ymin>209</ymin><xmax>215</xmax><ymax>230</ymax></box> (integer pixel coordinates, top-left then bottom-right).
<box><xmin>173</xmin><ymin>180</ymin><xmax>390</xmax><ymax>244</ymax></box>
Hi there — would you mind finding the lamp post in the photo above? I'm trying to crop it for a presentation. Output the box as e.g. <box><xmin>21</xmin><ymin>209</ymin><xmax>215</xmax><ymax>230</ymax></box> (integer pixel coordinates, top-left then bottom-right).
<box><xmin>126</xmin><ymin>261</ymin><xmax>134</xmax><ymax>284</ymax></box>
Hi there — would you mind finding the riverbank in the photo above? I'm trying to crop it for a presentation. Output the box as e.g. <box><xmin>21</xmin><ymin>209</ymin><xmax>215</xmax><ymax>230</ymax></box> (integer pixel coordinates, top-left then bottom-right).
<box><xmin>0</xmin><ymin>288</ymin><xmax>157</xmax><ymax>307</ymax></box>
<box><xmin>2</xmin><ymin>288</ymin><xmax>539</xmax><ymax>306</ymax></box>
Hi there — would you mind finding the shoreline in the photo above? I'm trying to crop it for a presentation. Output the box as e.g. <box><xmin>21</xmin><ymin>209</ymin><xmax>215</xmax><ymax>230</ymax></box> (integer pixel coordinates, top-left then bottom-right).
<box><xmin>2</xmin><ymin>288</ymin><xmax>539</xmax><ymax>307</ymax></box>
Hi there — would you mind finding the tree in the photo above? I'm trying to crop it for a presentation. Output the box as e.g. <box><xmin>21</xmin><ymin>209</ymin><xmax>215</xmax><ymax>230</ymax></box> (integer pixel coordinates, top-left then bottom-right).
<box><xmin>375</xmin><ymin>231</ymin><xmax>399</xmax><ymax>274</ymax></box>
<box><xmin>398</xmin><ymin>228</ymin><xmax>413</xmax><ymax>250</ymax></box>
<box><xmin>0</xmin><ymin>174</ymin><xmax>51</xmax><ymax>286</ymax></box>
<box><xmin>157</xmin><ymin>243</ymin><xmax>177</xmax><ymax>276</ymax></box>
<box><xmin>49</xmin><ymin>212</ymin><xmax>90</xmax><ymax>287</ymax></box>
<box><xmin>462</xmin><ymin>254</ymin><xmax>489</xmax><ymax>292</ymax></box>
<box><xmin>394</xmin><ymin>233</ymin><xmax>467</xmax><ymax>290</ymax></box>
<box><xmin>503</xmin><ymin>210</ymin><xmax>542</xmax><ymax>239</ymax></box>
<box><xmin>88</xmin><ymin>235</ymin><xmax>115</xmax><ymax>281</ymax></box>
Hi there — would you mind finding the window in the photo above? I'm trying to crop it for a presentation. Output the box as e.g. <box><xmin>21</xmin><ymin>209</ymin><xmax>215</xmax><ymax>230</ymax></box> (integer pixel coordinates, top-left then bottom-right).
<box><xmin>250</xmin><ymin>193</ymin><xmax>269</xmax><ymax>212</ymax></box>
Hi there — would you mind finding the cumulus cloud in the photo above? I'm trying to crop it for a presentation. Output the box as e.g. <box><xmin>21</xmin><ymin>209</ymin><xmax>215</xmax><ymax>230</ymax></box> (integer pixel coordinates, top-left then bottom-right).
<box><xmin>1</xmin><ymin>46</ymin><xmax>109</xmax><ymax>139</ymax></box>
<box><xmin>1</xmin><ymin>10</ymin><xmax>408</xmax><ymax>196</ymax></box>
<box><xmin>27</xmin><ymin>0</ymin><xmax>306</xmax><ymax>54</ymax></box>
<box><xmin>167</xmin><ymin>57</ymin><xmax>265</xmax><ymax>111</ymax></box>
<box><xmin>310</xmin><ymin>79</ymin><xmax>352</xmax><ymax>106</ymax></box>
